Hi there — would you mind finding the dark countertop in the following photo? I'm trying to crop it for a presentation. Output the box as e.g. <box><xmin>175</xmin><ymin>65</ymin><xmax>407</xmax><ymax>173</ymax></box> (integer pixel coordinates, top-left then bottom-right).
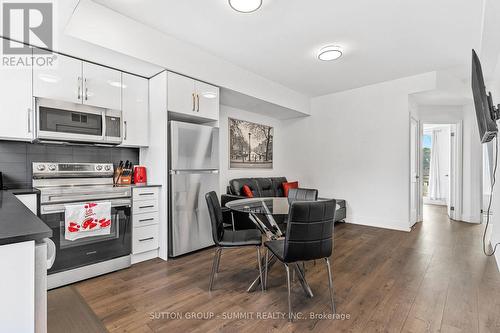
<box><xmin>129</xmin><ymin>184</ymin><xmax>162</xmax><ymax>188</ymax></box>
<box><xmin>0</xmin><ymin>189</ymin><xmax>52</xmax><ymax>246</ymax></box>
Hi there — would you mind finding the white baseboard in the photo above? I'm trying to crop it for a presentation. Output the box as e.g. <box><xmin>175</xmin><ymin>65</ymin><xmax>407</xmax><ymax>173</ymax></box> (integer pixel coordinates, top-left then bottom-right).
<box><xmin>494</xmin><ymin>248</ymin><xmax>500</xmax><ymax>273</ymax></box>
<box><xmin>460</xmin><ymin>215</ymin><xmax>481</xmax><ymax>224</ymax></box>
<box><xmin>346</xmin><ymin>216</ymin><xmax>411</xmax><ymax>232</ymax></box>
<box><xmin>131</xmin><ymin>249</ymin><xmax>160</xmax><ymax>264</ymax></box>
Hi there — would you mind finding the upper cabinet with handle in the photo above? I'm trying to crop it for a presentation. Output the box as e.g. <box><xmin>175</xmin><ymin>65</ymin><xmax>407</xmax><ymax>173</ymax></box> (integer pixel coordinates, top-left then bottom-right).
<box><xmin>34</xmin><ymin>52</ymin><xmax>121</xmax><ymax>110</ymax></box>
<box><xmin>33</xmin><ymin>53</ymin><xmax>82</xmax><ymax>104</ymax></box>
<box><xmin>82</xmin><ymin>62</ymin><xmax>122</xmax><ymax>110</ymax></box>
<box><xmin>121</xmin><ymin>73</ymin><xmax>149</xmax><ymax>147</ymax></box>
<box><xmin>0</xmin><ymin>40</ymin><xmax>33</xmax><ymax>141</ymax></box>
<box><xmin>167</xmin><ymin>72</ymin><xmax>219</xmax><ymax>121</ymax></box>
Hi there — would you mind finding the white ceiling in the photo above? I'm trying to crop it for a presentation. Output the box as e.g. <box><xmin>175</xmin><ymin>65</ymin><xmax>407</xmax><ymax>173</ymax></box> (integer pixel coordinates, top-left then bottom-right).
<box><xmin>54</xmin><ymin>0</ymin><xmax>163</xmax><ymax>77</ymax></box>
<box><xmin>94</xmin><ymin>0</ymin><xmax>483</xmax><ymax>97</ymax></box>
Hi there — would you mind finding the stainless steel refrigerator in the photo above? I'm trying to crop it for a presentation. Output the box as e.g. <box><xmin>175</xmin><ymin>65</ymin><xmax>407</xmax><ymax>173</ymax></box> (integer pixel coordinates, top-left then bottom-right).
<box><xmin>168</xmin><ymin>121</ymin><xmax>219</xmax><ymax>257</ymax></box>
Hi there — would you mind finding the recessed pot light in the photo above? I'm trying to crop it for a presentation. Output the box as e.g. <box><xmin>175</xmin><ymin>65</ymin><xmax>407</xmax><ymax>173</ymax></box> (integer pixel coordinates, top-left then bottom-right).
<box><xmin>228</xmin><ymin>0</ymin><xmax>262</xmax><ymax>13</ymax></box>
<box><xmin>317</xmin><ymin>45</ymin><xmax>343</xmax><ymax>61</ymax></box>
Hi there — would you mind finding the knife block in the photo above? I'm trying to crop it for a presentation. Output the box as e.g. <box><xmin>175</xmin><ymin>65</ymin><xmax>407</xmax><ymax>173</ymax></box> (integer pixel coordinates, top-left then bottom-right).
<box><xmin>117</xmin><ymin>175</ymin><xmax>132</xmax><ymax>185</ymax></box>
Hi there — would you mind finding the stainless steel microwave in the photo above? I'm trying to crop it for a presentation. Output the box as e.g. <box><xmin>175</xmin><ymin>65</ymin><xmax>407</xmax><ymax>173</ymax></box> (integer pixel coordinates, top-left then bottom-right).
<box><xmin>34</xmin><ymin>98</ymin><xmax>122</xmax><ymax>145</ymax></box>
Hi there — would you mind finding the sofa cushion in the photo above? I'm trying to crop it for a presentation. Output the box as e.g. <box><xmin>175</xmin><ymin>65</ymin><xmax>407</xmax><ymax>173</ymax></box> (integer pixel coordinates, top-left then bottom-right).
<box><xmin>255</xmin><ymin>178</ymin><xmax>274</xmax><ymax>197</ymax></box>
<box><xmin>270</xmin><ymin>177</ymin><xmax>287</xmax><ymax>197</ymax></box>
<box><xmin>230</xmin><ymin>178</ymin><xmax>259</xmax><ymax>196</ymax></box>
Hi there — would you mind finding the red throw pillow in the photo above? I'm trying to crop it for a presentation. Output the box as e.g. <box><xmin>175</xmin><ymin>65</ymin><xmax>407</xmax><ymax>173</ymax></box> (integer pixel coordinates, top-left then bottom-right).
<box><xmin>242</xmin><ymin>185</ymin><xmax>254</xmax><ymax>198</ymax></box>
<box><xmin>282</xmin><ymin>181</ymin><xmax>299</xmax><ymax>197</ymax></box>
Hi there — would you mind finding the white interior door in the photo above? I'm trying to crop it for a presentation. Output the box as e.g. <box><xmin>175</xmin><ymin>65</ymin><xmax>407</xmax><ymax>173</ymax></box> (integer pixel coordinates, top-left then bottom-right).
<box><xmin>410</xmin><ymin>118</ymin><xmax>419</xmax><ymax>226</ymax></box>
<box><xmin>448</xmin><ymin>124</ymin><xmax>459</xmax><ymax>219</ymax></box>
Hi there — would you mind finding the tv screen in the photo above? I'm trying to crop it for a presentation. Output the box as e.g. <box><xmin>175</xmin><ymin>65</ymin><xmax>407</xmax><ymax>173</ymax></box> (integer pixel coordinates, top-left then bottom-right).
<box><xmin>471</xmin><ymin>49</ymin><xmax>498</xmax><ymax>143</ymax></box>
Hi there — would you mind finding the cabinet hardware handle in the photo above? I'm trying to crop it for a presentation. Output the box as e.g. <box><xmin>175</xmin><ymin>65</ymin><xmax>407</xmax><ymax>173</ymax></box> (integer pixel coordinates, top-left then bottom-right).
<box><xmin>27</xmin><ymin>108</ymin><xmax>32</xmax><ymax>133</ymax></box>
<box><xmin>139</xmin><ymin>237</ymin><xmax>154</xmax><ymax>242</ymax></box>
<box><xmin>139</xmin><ymin>218</ymin><xmax>154</xmax><ymax>222</ymax></box>
<box><xmin>139</xmin><ymin>193</ymin><xmax>154</xmax><ymax>196</ymax></box>
<box><xmin>192</xmin><ymin>93</ymin><xmax>195</xmax><ymax>111</ymax></box>
<box><xmin>124</xmin><ymin>120</ymin><xmax>127</xmax><ymax>140</ymax></box>
<box><xmin>84</xmin><ymin>78</ymin><xmax>88</xmax><ymax>100</ymax></box>
<box><xmin>139</xmin><ymin>205</ymin><xmax>154</xmax><ymax>209</ymax></box>
<box><xmin>86</xmin><ymin>251</ymin><xmax>97</xmax><ymax>255</ymax></box>
<box><xmin>196</xmin><ymin>94</ymin><xmax>200</xmax><ymax>112</ymax></box>
<box><xmin>77</xmin><ymin>77</ymin><xmax>81</xmax><ymax>100</ymax></box>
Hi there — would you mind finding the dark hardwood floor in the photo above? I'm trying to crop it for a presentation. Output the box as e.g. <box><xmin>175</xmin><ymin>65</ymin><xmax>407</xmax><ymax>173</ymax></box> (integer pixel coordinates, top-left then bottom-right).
<box><xmin>55</xmin><ymin>205</ymin><xmax>500</xmax><ymax>332</ymax></box>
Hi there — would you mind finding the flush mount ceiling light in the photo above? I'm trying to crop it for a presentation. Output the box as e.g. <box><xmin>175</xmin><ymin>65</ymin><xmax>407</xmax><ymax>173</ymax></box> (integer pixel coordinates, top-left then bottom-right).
<box><xmin>317</xmin><ymin>45</ymin><xmax>343</xmax><ymax>61</ymax></box>
<box><xmin>228</xmin><ymin>0</ymin><xmax>262</xmax><ymax>13</ymax></box>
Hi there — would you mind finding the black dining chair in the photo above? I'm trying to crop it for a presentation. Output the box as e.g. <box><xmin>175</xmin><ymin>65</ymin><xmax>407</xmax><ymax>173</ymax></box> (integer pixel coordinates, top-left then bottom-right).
<box><xmin>264</xmin><ymin>199</ymin><xmax>336</xmax><ymax>321</ymax></box>
<box><xmin>205</xmin><ymin>191</ymin><xmax>264</xmax><ymax>292</ymax></box>
<box><xmin>287</xmin><ymin>188</ymin><xmax>318</xmax><ymax>203</ymax></box>
<box><xmin>279</xmin><ymin>188</ymin><xmax>319</xmax><ymax>234</ymax></box>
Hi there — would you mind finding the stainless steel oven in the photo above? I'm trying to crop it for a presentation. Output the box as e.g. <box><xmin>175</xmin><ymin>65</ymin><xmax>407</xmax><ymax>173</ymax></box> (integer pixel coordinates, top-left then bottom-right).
<box><xmin>35</xmin><ymin>98</ymin><xmax>122</xmax><ymax>145</ymax></box>
<box><xmin>33</xmin><ymin>162</ymin><xmax>132</xmax><ymax>289</ymax></box>
<box><xmin>40</xmin><ymin>198</ymin><xmax>131</xmax><ymax>274</ymax></box>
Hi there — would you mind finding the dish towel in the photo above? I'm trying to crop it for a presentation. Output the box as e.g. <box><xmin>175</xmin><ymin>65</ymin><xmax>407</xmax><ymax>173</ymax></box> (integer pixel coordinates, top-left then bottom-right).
<box><xmin>65</xmin><ymin>202</ymin><xmax>112</xmax><ymax>241</ymax></box>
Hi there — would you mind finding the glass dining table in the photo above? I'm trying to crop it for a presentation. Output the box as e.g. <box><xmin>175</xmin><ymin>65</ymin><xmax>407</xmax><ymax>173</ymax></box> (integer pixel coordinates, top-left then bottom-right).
<box><xmin>225</xmin><ymin>197</ymin><xmax>314</xmax><ymax>297</ymax></box>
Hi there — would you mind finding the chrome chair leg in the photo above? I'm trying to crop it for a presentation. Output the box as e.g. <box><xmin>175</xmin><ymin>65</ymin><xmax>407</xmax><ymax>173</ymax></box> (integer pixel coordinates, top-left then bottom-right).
<box><xmin>208</xmin><ymin>248</ymin><xmax>220</xmax><ymax>291</ymax></box>
<box><xmin>215</xmin><ymin>248</ymin><xmax>222</xmax><ymax>273</ymax></box>
<box><xmin>256</xmin><ymin>247</ymin><xmax>264</xmax><ymax>292</ymax></box>
<box><xmin>285</xmin><ymin>264</ymin><xmax>292</xmax><ymax>322</ymax></box>
<box><xmin>264</xmin><ymin>250</ymin><xmax>269</xmax><ymax>290</ymax></box>
<box><xmin>325</xmin><ymin>257</ymin><xmax>336</xmax><ymax>313</ymax></box>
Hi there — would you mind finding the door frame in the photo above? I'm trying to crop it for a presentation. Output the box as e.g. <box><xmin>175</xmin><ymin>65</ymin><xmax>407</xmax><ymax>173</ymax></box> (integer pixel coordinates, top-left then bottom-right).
<box><xmin>410</xmin><ymin>117</ymin><xmax>421</xmax><ymax>227</ymax></box>
<box><xmin>417</xmin><ymin>120</ymin><xmax>463</xmax><ymax>221</ymax></box>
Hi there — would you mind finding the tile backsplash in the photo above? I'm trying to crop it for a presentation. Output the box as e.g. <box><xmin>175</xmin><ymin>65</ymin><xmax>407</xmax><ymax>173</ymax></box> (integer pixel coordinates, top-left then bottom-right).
<box><xmin>0</xmin><ymin>140</ymin><xmax>139</xmax><ymax>189</ymax></box>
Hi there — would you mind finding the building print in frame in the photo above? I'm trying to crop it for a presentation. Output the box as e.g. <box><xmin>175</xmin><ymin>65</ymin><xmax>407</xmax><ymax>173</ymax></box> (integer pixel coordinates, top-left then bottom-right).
<box><xmin>229</xmin><ymin>118</ymin><xmax>273</xmax><ymax>169</ymax></box>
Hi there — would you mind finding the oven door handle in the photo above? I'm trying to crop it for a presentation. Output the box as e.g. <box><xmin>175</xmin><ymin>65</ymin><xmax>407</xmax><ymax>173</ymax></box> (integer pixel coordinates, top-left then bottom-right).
<box><xmin>46</xmin><ymin>191</ymin><xmax>130</xmax><ymax>203</ymax></box>
<box><xmin>41</xmin><ymin>200</ymin><xmax>131</xmax><ymax>214</ymax></box>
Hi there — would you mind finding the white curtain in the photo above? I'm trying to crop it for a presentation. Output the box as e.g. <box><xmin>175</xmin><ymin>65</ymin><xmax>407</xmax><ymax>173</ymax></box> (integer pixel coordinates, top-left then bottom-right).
<box><xmin>428</xmin><ymin>130</ymin><xmax>441</xmax><ymax>200</ymax></box>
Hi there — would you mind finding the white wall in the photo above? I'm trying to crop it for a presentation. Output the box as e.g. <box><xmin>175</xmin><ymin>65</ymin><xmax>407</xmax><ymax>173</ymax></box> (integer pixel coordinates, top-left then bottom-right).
<box><xmin>417</xmin><ymin>105</ymin><xmax>482</xmax><ymax>222</ymax></box>
<box><xmin>280</xmin><ymin>73</ymin><xmax>436</xmax><ymax>232</ymax></box>
<box><xmin>218</xmin><ymin>105</ymin><xmax>288</xmax><ymax>194</ymax></box>
<box><xmin>486</xmin><ymin>80</ymin><xmax>500</xmax><ymax>269</ymax></box>
<box><xmin>461</xmin><ymin>104</ymin><xmax>483</xmax><ymax>222</ymax></box>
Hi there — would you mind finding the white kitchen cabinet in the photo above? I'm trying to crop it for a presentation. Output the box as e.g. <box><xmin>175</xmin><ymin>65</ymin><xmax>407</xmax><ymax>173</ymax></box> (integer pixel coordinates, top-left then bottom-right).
<box><xmin>167</xmin><ymin>72</ymin><xmax>196</xmax><ymax>115</ymax></box>
<box><xmin>121</xmin><ymin>74</ymin><xmax>149</xmax><ymax>147</ymax></box>
<box><xmin>132</xmin><ymin>187</ymin><xmax>160</xmax><ymax>258</ymax></box>
<box><xmin>167</xmin><ymin>72</ymin><xmax>219</xmax><ymax>121</ymax></box>
<box><xmin>82</xmin><ymin>62</ymin><xmax>122</xmax><ymax>110</ymax></box>
<box><xmin>34</xmin><ymin>51</ymin><xmax>122</xmax><ymax>110</ymax></box>
<box><xmin>0</xmin><ymin>41</ymin><xmax>33</xmax><ymax>141</ymax></box>
<box><xmin>33</xmin><ymin>53</ymin><xmax>82</xmax><ymax>104</ymax></box>
<box><xmin>195</xmin><ymin>81</ymin><xmax>220</xmax><ymax>121</ymax></box>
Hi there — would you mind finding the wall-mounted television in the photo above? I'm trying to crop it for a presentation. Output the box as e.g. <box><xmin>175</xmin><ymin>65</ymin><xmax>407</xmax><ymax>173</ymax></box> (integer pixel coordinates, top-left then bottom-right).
<box><xmin>471</xmin><ymin>49</ymin><xmax>499</xmax><ymax>143</ymax></box>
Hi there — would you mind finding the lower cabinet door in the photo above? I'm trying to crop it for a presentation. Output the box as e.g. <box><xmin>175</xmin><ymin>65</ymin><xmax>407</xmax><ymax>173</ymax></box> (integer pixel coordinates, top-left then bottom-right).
<box><xmin>133</xmin><ymin>224</ymin><xmax>159</xmax><ymax>254</ymax></box>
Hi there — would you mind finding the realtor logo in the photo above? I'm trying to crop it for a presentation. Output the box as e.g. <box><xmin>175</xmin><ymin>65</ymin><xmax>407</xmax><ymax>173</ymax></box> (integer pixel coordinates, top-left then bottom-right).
<box><xmin>2</xmin><ymin>2</ymin><xmax>53</xmax><ymax>54</ymax></box>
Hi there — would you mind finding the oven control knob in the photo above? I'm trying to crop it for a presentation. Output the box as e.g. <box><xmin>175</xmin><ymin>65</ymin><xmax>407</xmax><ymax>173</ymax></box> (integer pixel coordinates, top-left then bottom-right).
<box><xmin>48</xmin><ymin>164</ymin><xmax>56</xmax><ymax>171</ymax></box>
<box><xmin>96</xmin><ymin>165</ymin><xmax>103</xmax><ymax>171</ymax></box>
<box><xmin>104</xmin><ymin>165</ymin><xmax>111</xmax><ymax>171</ymax></box>
<box><xmin>37</xmin><ymin>164</ymin><xmax>46</xmax><ymax>171</ymax></box>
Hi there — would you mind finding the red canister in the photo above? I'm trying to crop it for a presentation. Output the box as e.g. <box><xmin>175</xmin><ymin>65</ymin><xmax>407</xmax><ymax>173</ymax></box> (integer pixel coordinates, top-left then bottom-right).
<box><xmin>133</xmin><ymin>166</ymin><xmax>147</xmax><ymax>184</ymax></box>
